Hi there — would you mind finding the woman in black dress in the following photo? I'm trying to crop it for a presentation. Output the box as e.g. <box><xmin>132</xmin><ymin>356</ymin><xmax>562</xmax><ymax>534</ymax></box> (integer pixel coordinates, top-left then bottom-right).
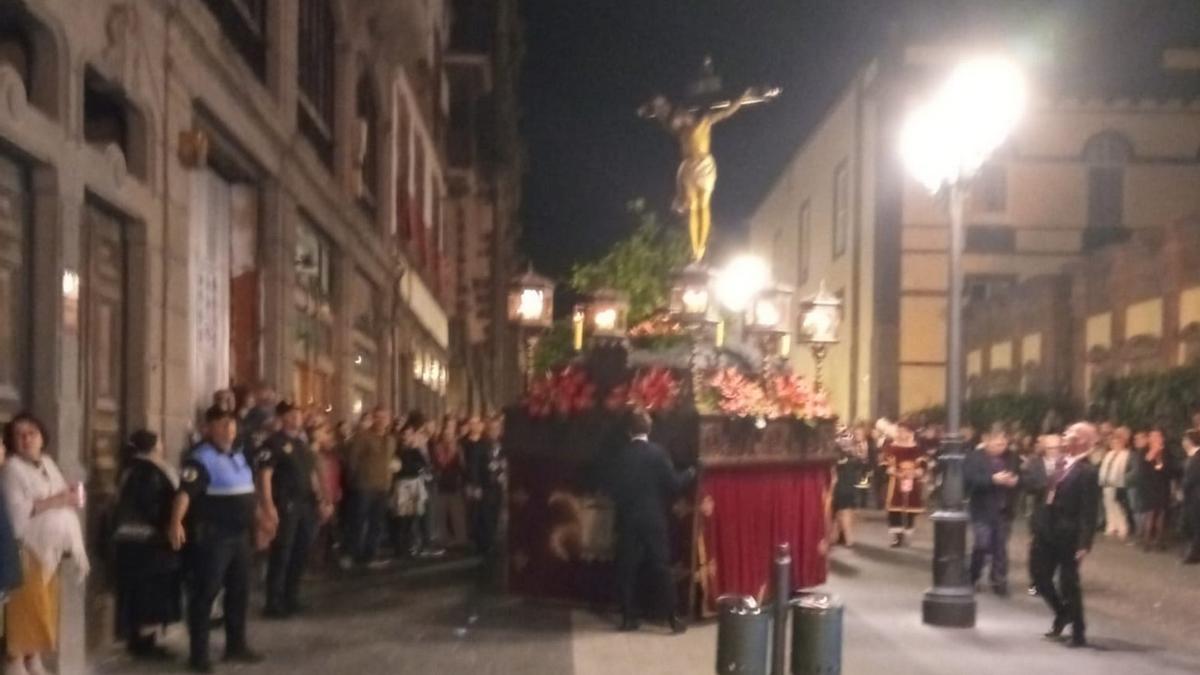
<box><xmin>830</xmin><ymin>426</ymin><xmax>870</xmax><ymax>547</ymax></box>
<box><xmin>112</xmin><ymin>430</ymin><xmax>182</xmax><ymax>659</ymax></box>
<box><xmin>1134</xmin><ymin>428</ymin><xmax>1172</xmax><ymax>551</ymax></box>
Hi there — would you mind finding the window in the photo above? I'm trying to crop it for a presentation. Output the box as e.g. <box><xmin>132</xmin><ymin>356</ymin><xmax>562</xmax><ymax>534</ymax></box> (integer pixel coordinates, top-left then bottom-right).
<box><xmin>832</xmin><ymin>161</ymin><xmax>849</xmax><ymax>259</ymax></box>
<box><xmin>972</xmin><ymin>163</ymin><xmax>1007</xmax><ymax>213</ymax></box>
<box><xmin>1084</xmin><ymin>131</ymin><xmax>1131</xmax><ymax>233</ymax></box>
<box><xmin>797</xmin><ymin>200</ymin><xmax>811</xmax><ymax>286</ymax></box>
<box><xmin>298</xmin><ymin>0</ymin><xmax>335</xmax><ymax>166</ymax></box>
<box><xmin>964</xmin><ymin>225</ymin><xmax>1015</xmax><ymax>253</ymax></box>
<box><xmin>293</xmin><ymin>217</ymin><xmax>335</xmax><ymax>408</ymax></box>
<box><xmin>201</xmin><ymin>0</ymin><xmax>267</xmax><ymax>79</ymax></box>
<box><xmin>84</xmin><ymin>68</ymin><xmax>148</xmax><ymax>180</ymax></box>
<box><xmin>963</xmin><ymin>274</ymin><xmax>1015</xmax><ymax>305</ymax></box>
<box><xmin>0</xmin><ymin>3</ymin><xmax>61</xmax><ymax>118</ymax></box>
<box><xmin>395</xmin><ymin>104</ymin><xmax>411</xmax><ymax>240</ymax></box>
<box><xmin>354</xmin><ymin>71</ymin><xmax>379</xmax><ymax>215</ymax></box>
<box><xmin>0</xmin><ymin>154</ymin><xmax>30</xmax><ymax>421</ymax></box>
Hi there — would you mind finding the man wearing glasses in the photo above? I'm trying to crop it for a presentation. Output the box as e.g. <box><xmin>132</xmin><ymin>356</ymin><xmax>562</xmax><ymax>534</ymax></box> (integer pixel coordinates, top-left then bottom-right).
<box><xmin>1028</xmin><ymin>423</ymin><xmax>1100</xmax><ymax>648</ymax></box>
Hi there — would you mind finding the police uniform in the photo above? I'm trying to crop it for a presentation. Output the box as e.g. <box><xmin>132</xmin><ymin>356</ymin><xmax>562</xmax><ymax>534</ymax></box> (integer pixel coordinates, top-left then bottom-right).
<box><xmin>180</xmin><ymin>441</ymin><xmax>256</xmax><ymax>667</ymax></box>
<box><xmin>256</xmin><ymin>429</ymin><xmax>319</xmax><ymax>615</ymax></box>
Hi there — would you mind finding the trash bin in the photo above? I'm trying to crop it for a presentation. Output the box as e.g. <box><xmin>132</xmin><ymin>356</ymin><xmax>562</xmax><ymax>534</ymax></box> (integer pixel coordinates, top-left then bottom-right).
<box><xmin>715</xmin><ymin>594</ymin><xmax>770</xmax><ymax>675</ymax></box>
<box><xmin>789</xmin><ymin>592</ymin><xmax>843</xmax><ymax>675</ymax></box>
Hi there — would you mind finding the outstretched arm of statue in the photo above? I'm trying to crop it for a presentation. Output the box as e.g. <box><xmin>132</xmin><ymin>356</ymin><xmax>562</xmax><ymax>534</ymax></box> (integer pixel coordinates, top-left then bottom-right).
<box><xmin>708</xmin><ymin>86</ymin><xmax>780</xmax><ymax>124</ymax></box>
<box><xmin>638</xmin><ymin>95</ymin><xmax>674</xmax><ymax>124</ymax></box>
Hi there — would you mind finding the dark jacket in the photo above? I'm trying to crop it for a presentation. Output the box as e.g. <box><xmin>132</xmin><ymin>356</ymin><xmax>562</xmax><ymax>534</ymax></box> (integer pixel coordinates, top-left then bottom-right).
<box><xmin>1182</xmin><ymin>452</ymin><xmax>1200</xmax><ymax>529</ymax></box>
<box><xmin>464</xmin><ymin>438</ymin><xmax>505</xmax><ymax>501</ymax></box>
<box><xmin>964</xmin><ymin>449</ymin><xmax>1022</xmax><ymax>521</ymax></box>
<box><xmin>1132</xmin><ymin>450</ymin><xmax>1173</xmax><ymax>513</ymax></box>
<box><xmin>0</xmin><ymin>485</ymin><xmax>21</xmax><ymax>593</ymax></box>
<box><xmin>1022</xmin><ymin>455</ymin><xmax>1052</xmax><ymax>535</ymax></box>
<box><xmin>113</xmin><ymin>458</ymin><xmax>182</xmax><ymax>574</ymax></box>
<box><xmin>604</xmin><ymin>438</ymin><xmax>691</xmax><ymax>533</ymax></box>
<box><xmin>1046</xmin><ymin>457</ymin><xmax>1101</xmax><ymax>552</ymax></box>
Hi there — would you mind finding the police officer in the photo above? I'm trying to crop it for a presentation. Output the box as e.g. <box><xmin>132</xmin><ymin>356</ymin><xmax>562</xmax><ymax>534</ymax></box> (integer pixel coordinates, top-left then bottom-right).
<box><xmin>256</xmin><ymin>400</ymin><xmax>326</xmax><ymax>617</ymax></box>
<box><xmin>604</xmin><ymin>410</ymin><xmax>694</xmax><ymax>634</ymax></box>
<box><xmin>169</xmin><ymin>406</ymin><xmax>263</xmax><ymax>673</ymax></box>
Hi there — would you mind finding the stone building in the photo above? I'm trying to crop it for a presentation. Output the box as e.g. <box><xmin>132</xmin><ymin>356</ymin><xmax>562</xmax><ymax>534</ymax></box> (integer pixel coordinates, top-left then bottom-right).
<box><xmin>747</xmin><ymin>7</ymin><xmax>1200</xmax><ymax>420</ymax></box>
<box><xmin>0</xmin><ymin>0</ymin><xmax>520</xmax><ymax>665</ymax></box>
<box><xmin>964</xmin><ymin>218</ymin><xmax>1200</xmax><ymax>404</ymax></box>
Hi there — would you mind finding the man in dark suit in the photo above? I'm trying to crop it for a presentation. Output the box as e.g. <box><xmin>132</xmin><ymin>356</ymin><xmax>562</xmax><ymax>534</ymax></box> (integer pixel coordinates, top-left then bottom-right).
<box><xmin>1032</xmin><ymin>422</ymin><xmax>1101</xmax><ymax>647</ymax></box>
<box><xmin>1181</xmin><ymin>429</ymin><xmax>1200</xmax><ymax>564</ymax></box>
<box><xmin>605</xmin><ymin>410</ymin><xmax>694</xmax><ymax>633</ymax></box>
<box><xmin>1021</xmin><ymin>434</ymin><xmax>1062</xmax><ymax>596</ymax></box>
<box><xmin>964</xmin><ymin>430</ymin><xmax>1021</xmax><ymax>596</ymax></box>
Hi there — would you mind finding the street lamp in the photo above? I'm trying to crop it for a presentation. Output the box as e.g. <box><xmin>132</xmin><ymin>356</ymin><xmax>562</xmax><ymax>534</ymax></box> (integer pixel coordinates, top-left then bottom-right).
<box><xmin>714</xmin><ymin>253</ymin><xmax>770</xmax><ymax>314</ymax></box>
<box><xmin>901</xmin><ymin>55</ymin><xmax>1026</xmax><ymax>629</ymax></box>
<box><xmin>507</xmin><ymin>267</ymin><xmax>555</xmax><ymax>387</ymax></box>
<box><xmin>797</xmin><ymin>281</ymin><xmax>842</xmax><ymax>389</ymax></box>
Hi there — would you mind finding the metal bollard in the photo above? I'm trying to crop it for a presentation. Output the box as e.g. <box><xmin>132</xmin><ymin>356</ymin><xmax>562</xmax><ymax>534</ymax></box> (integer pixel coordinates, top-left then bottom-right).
<box><xmin>789</xmin><ymin>592</ymin><xmax>843</xmax><ymax>675</ymax></box>
<box><xmin>771</xmin><ymin>543</ymin><xmax>791</xmax><ymax>675</ymax></box>
<box><xmin>715</xmin><ymin>595</ymin><xmax>770</xmax><ymax>675</ymax></box>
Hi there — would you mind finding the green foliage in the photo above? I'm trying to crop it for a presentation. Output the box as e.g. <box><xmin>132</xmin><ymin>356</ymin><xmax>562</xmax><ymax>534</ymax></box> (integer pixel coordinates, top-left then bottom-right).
<box><xmin>1089</xmin><ymin>363</ymin><xmax>1200</xmax><ymax>435</ymax></box>
<box><xmin>569</xmin><ymin>199</ymin><xmax>691</xmax><ymax>325</ymax></box>
<box><xmin>910</xmin><ymin>392</ymin><xmax>1081</xmax><ymax>435</ymax></box>
<box><xmin>531</xmin><ymin>321</ymin><xmax>576</xmax><ymax>375</ymax></box>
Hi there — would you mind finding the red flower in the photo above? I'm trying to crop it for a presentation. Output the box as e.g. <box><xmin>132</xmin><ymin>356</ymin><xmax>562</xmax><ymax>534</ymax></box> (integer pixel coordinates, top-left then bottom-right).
<box><xmin>628</xmin><ymin>367</ymin><xmax>681</xmax><ymax>412</ymax></box>
<box><xmin>525</xmin><ymin>366</ymin><xmax>597</xmax><ymax>418</ymax></box>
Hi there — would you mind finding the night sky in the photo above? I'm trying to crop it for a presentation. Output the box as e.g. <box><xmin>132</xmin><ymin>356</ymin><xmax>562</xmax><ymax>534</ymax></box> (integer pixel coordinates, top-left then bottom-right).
<box><xmin>516</xmin><ymin>1</ymin><xmax>1198</xmax><ymax>280</ymax></box>
<box><xmin>518</xmin><ymin>0</ymin><xmax>890</xmax><ymax>279</ymax></box>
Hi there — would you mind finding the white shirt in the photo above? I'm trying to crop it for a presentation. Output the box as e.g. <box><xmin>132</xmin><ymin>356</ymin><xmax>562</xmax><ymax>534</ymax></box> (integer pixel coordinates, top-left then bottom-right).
<box><xmin>0</xmin><ymin>455</ymin><xmax>90</xmax><ymax>582</ymax></box>
<box><xmin>631</xmin><ymin>434</ymin><xmax>649</xmax><ymax>443</ymax></box>
<box><xmin>1099</xmin><ymin>448</ymin><xmax>1131</xmax><ymax>488</ymax></box>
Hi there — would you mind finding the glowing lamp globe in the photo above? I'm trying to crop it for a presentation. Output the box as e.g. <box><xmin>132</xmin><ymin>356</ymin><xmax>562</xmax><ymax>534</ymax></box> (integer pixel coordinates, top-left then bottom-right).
<box><xmin>799</xmin><ymin>282</ymin><xmax>842</xmax><ymax>345</ymax></box>
<box><xmin>746</xmin><ymin>283</ymin><xmax>794</xmax><ymax>336</ymax></box>
<box><xmin>508</xmin><ymin>267</ymin><xmax>554</xmax><ymax>328</ymax></box>
<box><xmin>585</xmin><ymin>288</ymin><xmax>629</xmax><ymax>339</ymax></box>
<box><xmin>670</xmin><ymin>263</ymin><xmax>716</xmax><ymax>326</ymax></box>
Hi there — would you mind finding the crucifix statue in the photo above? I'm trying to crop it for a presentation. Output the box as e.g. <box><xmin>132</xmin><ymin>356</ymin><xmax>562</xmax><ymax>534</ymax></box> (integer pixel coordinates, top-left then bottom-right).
<box><xmin>639</xmin><ymin>57</ymin><xmax>779</xmax><ymax>262</ymax></box>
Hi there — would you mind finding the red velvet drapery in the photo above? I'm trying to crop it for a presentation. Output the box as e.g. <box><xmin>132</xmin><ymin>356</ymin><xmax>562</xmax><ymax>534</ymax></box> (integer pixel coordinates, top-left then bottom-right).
<box><xmin>699</xmin><ymin>465</ymin><xmax>828</xmax><ymax>607</ymax></box>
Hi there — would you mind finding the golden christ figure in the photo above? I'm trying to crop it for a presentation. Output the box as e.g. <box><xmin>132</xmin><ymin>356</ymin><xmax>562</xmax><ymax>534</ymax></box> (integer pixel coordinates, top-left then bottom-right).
<box><xmin>639</xmin><ymin>59</ymin><xmax>779</xmax><ymax>261</ymax></box>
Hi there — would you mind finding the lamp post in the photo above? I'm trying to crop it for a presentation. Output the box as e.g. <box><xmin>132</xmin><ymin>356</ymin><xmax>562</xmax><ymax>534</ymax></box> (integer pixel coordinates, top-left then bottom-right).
<box><xmin>507</xmin><ymin>267</ymin><xmax>555</xmax><ymax>388</ymax></box>
<box><xmin>797</xmin><ymin>281</ymin><xmax>842</xmax><ymax>390</ymax></box>
<box><xmin>900</xmin><ymin>55</ymin><xmax>1026</xmax><ymax>628</ymax></box>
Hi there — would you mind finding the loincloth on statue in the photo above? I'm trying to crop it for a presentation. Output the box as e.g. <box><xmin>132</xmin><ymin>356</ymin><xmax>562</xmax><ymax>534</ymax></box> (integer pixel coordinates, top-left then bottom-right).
<box><xmin>673</xmin><ymin>155</ymin><xmax>717</xmax><ymax>212</ymax></box>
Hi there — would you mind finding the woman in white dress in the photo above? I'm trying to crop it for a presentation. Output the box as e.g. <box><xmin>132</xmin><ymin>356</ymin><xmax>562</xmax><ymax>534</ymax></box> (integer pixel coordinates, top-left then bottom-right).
<box><xmin>1098</xmin><ymin>426</ymin><xmax>1135</xmax><ymax>540</ymax></box>
<box><xmin>1</xmin><ymin>413</ymin><xmax>89</xmax><ymax>675</ymax></box>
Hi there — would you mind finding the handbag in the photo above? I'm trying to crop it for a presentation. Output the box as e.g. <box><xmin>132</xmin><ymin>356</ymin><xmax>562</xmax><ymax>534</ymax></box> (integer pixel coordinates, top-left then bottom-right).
<box><xmin>391</xmin><ymin>478</ymin><xmax>428</xmax><ymax>517</ymax></box>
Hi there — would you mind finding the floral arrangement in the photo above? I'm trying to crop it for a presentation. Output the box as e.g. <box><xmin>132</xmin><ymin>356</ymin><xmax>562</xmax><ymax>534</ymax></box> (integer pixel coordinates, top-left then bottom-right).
<box><xmin>703</xmin><ymin>368</ymin><xmax>772</xmax><ymax>418</ymax></box>
<box><xmin>700</xmin><ymin>367</ymin><xmax>833</xmax><ymax>421</ymax></box>
<box><xmin>603</xmin><ymin>367</ymin><xmax>682</xmax><ymax>412</ymax></box>
<box><xmin>523</xmin><ymin>362</ymin><xmax>832</xmax><ymax>421</ymax></box>
<box><xmin>524</xmin><ymin>366</ymin><xmax>597</xmax><ymax>418</ymax></box>
<box><xmin>628</xmin><ymin>367</ymin><xmax>682</xmax><ymax>412</ymax></box>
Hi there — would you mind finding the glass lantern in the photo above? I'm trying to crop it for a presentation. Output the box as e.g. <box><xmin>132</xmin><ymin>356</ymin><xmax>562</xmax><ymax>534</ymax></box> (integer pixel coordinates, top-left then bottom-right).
<box><xmin>799</xmin><ymin>281</ymin><xmax>843</xmax><ymax>345</ymax></box>
<box><xmin>585</xmin><ymin>288</ymin><xmax>629</xmax><ymax>339</ymax></box>
<box><xmin>746</xmin><ymin>283</ymin><xmax>794</xmax><ymax>335</ymax></box>
<box><xmin>507</xmin><ymin>267</ymin><xmax>554</xmax><ymax>329</ymax></box>
<box><xmin>669</xmin><ymin>263</ymin><xmax>716</xmax><ymax>326</ymax></box>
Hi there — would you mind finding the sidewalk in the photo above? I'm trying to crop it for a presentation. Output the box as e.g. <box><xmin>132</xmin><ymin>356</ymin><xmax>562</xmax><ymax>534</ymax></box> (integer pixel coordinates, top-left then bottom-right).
<box><xmin>95</xmin><ymin>515</ymin><xmax>1200</xmax><ymax>674</ymax></box>
<box><xmin>571</xmin><ymin>512</ymin><xmax>1200</xmax><ymax>675</ymax></box>
<box><xmin>95</xmin><ymin>557</ymin><xmax>574</xmax><ymax>675</ymax></box>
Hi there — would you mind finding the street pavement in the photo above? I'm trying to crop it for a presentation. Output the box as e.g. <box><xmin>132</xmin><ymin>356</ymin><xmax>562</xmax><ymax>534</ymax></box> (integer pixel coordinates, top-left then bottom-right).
<box><xmin>96</xmin><ymin>514</ymin><xmax>1200</xmax><ymax>674</ymax></box>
